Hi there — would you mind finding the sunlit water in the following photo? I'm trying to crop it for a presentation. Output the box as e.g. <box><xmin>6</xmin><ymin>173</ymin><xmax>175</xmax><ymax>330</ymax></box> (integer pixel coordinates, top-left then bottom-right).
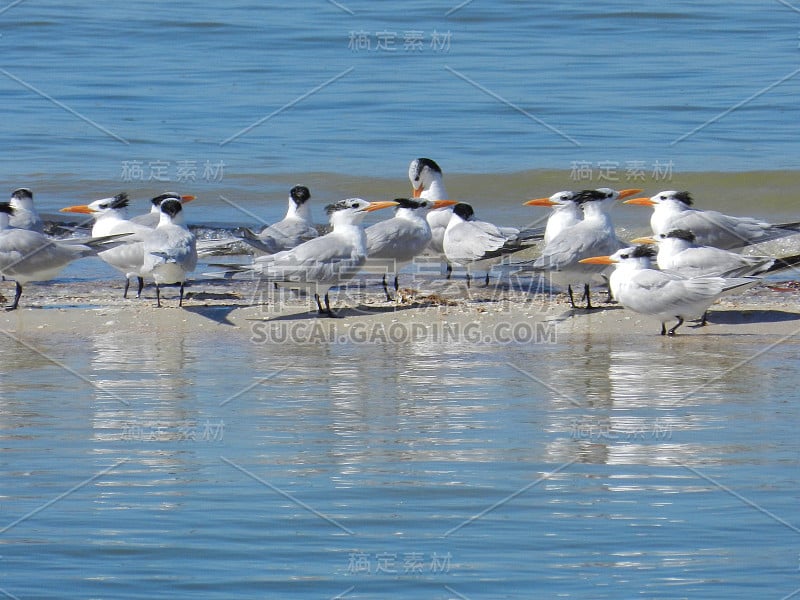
<box><xmin>1</xmin><ymin>325</ymin><xmax>798</xmax><ymax>598</ymax></box>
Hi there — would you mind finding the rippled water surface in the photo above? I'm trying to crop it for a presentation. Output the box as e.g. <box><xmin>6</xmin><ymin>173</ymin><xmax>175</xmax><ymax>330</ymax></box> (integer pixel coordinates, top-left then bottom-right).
<box><xmin>1</xmin><ymin>325</ymin><xmax>798</xmax><ymax>598</ymax></box>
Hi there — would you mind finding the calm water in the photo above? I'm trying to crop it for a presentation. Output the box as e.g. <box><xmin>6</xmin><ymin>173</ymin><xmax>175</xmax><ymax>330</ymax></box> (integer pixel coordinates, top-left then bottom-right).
<box><xmin>0</xmin><ymin>325</ymin><xmax>799</xmax><ymax>598</ymax></box>
<box><xmin>2</xmin><ymin>2</ymin><xmax>800</xmax><ymax>598</ymax></box>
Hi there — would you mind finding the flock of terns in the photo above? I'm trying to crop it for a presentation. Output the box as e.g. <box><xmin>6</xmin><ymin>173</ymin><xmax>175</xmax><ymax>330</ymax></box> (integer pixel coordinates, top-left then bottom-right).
<box><xmin>1</xmin><ymin>158</ymin><xmax>799</xmax><ymax>335</ymax></box>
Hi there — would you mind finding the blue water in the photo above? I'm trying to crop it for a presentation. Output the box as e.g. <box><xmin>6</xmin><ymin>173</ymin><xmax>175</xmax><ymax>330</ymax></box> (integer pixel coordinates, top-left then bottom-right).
<box><xmin>2</xmin><ymin>3</ymin><xmax>800</xmax><ymax>598</ymax></box>
<box><xmin>2</xmin><ymin>0</ymin><xmax>800</xmax><ymax>191</ymax></box>
<box><xmin>0</xmin><ymin>326</ymin><xmax>799</xmax><ymax>598</ymax></box>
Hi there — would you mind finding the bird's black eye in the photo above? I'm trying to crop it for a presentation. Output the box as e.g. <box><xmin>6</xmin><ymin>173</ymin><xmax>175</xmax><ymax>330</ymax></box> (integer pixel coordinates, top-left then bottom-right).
<box><xmin>660</xmin><ymin>195</ymin><xmax>667</xmax><ymax>200</ymax></box>
<box><xmin>621</xmin><ymin>253</ymin><xmax>629</xmax><ymax>259</ymax></box>
<box><xmin>606</xmin><ymin>193</ymin><xmax>613</xmax><ymax>199</ymax></box>
<box><xmin>99</xmin><ymin>203</ymin><xmax>108</xmax><ymax>209</ymax></box>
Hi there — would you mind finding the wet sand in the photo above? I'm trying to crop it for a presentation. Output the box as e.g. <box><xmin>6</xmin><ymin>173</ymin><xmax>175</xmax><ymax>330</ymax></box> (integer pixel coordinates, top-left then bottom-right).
<box><xmin>2</xmin><ymin>271</ymin><xmax>798</xmax><ymax>342</ymax></box>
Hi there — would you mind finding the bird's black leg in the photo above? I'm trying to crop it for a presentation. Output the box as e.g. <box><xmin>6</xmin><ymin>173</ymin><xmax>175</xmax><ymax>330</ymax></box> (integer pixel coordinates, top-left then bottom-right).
<box><xmin>660</xmin><ymin>322</ymin><xmax>667</xmax><ymax>336</ymax></box>
<box><xmin>123</xmin><ymin>277</ymin><xmax>131</xmax><ymax>299</ymax></box>
<box><xmin>584</xmin><ymin>283</ymin><xmax>594</xmax><ymax>310</ymax></box>
<box><xmin>567</xmin><ymin>285</ymin><xmax>577</xmax><ymax>309</ymax></box>
<box><xmin>6</xmin><ymin>282</ymin><xmax>22</xmax><ymax>311</ymax></box>
<box><xmin>393</xmin><ymin>275</ymin><xmax>399</xmax><ymax>293</ymax></box>
<box><xmin>445</xmin><ymin>263</ymin><xmax>453</xmax><ymax>279</ymax></box>
<box><xmin>315</xmin><ymin>293</ymin><xmax>325</xmax><ymax>314</ymax></box>
<box><xmin>137</xmin><ymin>277</ymin><xmax>144</xmax><ymax>298</ymax></box>
<box><xmin>323</xmin><ymin>292</ymin><xmax>341</xmax><ymax>318</ymax></box>
<box><xmin>667</xmin><ymin>317</ymin><xmax>684</xmax><ymax>336</ymax></box>
<box><xmin>156</xmin><ymin>284</ymin><xmax>162</xmax><ymax>308</ymax></box>
<box><xmin>179</xmin><ymin>282</ymin><xmax>185</xmax><ymax>307</ymax></box>
<box><xmin>381</xmin><ymin>274</ymin><xmax>392</xmax><ymax>302</ymax></box>
<box><xmin>465</xmin><ymin>272</ymin><xmax>472</xmax><ymax>288</ymax></box>
<box><xmin>699</xmin><ymin>311</ymin><xmax>708</xmax><ymax>326</ymax></box>
<box><xmin>484</xmin><ymin>273</ymin><xmax>490</xmax><ymax>287</ymax></box>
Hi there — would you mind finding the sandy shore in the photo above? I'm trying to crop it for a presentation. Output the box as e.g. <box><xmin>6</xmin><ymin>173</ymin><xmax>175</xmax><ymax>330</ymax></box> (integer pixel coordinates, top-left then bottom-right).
<box><xmin>1</xmin><ymin>271</ymin><xmax>798</xmax><ymax>342</ymax></box>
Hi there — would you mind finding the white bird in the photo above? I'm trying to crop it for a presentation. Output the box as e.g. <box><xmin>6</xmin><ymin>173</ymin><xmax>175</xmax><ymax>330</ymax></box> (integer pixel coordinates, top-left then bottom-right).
<box><xmin>624</xmin><ymin>190</ymin><xmax>800</xmax><ymax>250</ymax></box>
<box><xmin>142</xmin><ymin>198</ymin><xmax>197</xmax><ymax>307</ymax></box>
<box><xmin>365</xmin><ymin>197</ymin><xmax>458</xmax><ymax>299</ymax></box>
<box><xmin>219</xmin><ymin>198</ymin><xmax>398</xmax><ymax>317</ymax></box>
<box><xmin>631</xmin><ymin>229</ymin><xmax>779</xmax><ymax>278</ymax></box>
<box><xmin>526</xmin><ymin>188</ymin><xmax>641</xmax><ymax>309</ymax></box>
<box><xmin>524</xmin><ymin>191</ymin><xmax>580</xmax><ymax>245</ymax></box>
<box><xmin>442</xmin><ymin>202</ymin><xmax>539</xmax><ymax>286</ymax></box>
<box><xmin>580</xmin><ymin>245</ymin><xmax>757</xmax><ymax>335</ymax></box>
<box><xmin>130</xmin><ymin>192</ymin><xmax>196</xmax><ymax>228</ymax></box>
<box><xmin>9</xmin><ymin>188</ymin><xmax>44</xmax><ymax>232</ymax></box>
<box><xmin>60</xmin><ymin>193</ymin><xmax>153</xmax><ymax>298</ymax></box>
<box><xmin>0</xmin><ymin>202</ymin><xmax>128</xmax><ymax>310</ymax></box>
<box><xmin>408</xmin><ymin>158</ymin><xmax>454</xmax><ymax>275</ymax></box>
<box><xmin>198</xmin><ymin>185</ymin><xmax>318</xmax><ymax>257</ymax></box>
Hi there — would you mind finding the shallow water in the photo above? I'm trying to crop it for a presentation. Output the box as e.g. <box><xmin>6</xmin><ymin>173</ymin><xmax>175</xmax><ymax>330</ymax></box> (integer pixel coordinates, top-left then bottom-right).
<box><xmin>1</xmin><ymin>324</ymin><xmax>798</xmax><ymax>598</ymax></box>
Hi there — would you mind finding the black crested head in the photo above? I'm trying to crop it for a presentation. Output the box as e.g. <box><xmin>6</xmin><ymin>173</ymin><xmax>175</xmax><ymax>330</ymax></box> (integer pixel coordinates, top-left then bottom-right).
<box><xmin>452</xmin><ymin>202</ymin><xmax>474</xmax><ymax>220</ymax></box>
<box><xmin>664</xmin><ymin>229</ymin><xmax>696</xmax><ymax>243</ymax></box>
<box><xmin>11</xmin><ymin>188</ymin><xmax>33</xmax><ymax>200</ymax></box>
<box><xmin>110</xmin><ymin>193</ymin><xmax>130</xmax><ymax>210</ymax></box>
<box><xmin>411</xmin><ymin>157</ymin><xmax>442</xmax><ymax>178</ymax></box>
<box><xmin>151</xmin><ymin>192</ymin><xmax>180</xmax><ymax>207</ymax></box>
<box><xmin>325</xmin><ymin>199</ymin><xmax>349</xmax><ymax>216</ymax></box>
<box><xmin>0</xmin><ymin>202</ymin><xmax>15</xmax><ymax>215</ymax></box>
<box><xmin>573</xmin><ymin>189</ymin><xmax>611</xmax><ymax>204</ymax></box>
<box><xmin>673</xmin><ymin>191</ymin><xmax>693</xmax><ymax>206</ymax></box>
<box><xmin>290</xmin><ymin>185</ymin><xmax>311</xmax><ymax>205</ymax></box>
<box><xmin>160</xmin><ymin>198</ymin><xmax>183</xmax><ymax>218</ymax></box>
<box><xmin>394</xmin><ymin>198</ymin><xmax>424</xmax><ymax>210</ymax></box>
<box><xmin>630</xmin><ymin>245</ymin><xmax>657</xmax><ymax>259</ymax></box>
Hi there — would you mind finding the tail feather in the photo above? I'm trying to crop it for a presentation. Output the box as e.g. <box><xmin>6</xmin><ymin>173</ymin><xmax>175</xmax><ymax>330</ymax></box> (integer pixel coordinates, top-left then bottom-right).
<box><xmin>765</xmin><ymin>252</ymin><xmax>800</xmax><ymax>274</ymax></box>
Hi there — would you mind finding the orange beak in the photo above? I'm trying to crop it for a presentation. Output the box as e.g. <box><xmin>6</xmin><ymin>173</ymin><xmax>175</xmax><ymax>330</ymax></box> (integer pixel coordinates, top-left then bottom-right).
<box><xmin>431</xmin><ymin>199</ymin><xmax>458</xmax><ymax>209</ymax></box>
<box><xmin>616</xmin><ymin>188</ymin><xmax>644</xmax><ymax>200</ymax></box>
<box><xmin>524</xmin><ymin>197</ymin><xmax>558</xmax><ymax>207</ymax></box>
<box><xmin>412</xmin><ymin>186</ymin><xmax>423</xmax><ymax>199</ymax></box>
<box><xmin>630</xmin><ymin>236</ymin><xmax>657</xmax><ymax>245</ymax></box>
<box><xmin>59</xmin><ymin>205</ymin><xmax>93</xmax><ymax>214</ymax></box>
<box><xmin>578</xmin><ymin>256</ymin><xmax>616</xmax><ymax>265</ymax></box>
<box><xmin>181</xmin><ymin>195</ymin><xmax>196</xmax><ymax>203</ymax></box>
<box><xmin>364</xmin><ymin>200</ymin><xmax>400</xmax><ymax>212</ymax></box>
<box><xmin>623</xmin><ymin>197</ymin><xmax>656</xmax><ymax>207</ymax></box>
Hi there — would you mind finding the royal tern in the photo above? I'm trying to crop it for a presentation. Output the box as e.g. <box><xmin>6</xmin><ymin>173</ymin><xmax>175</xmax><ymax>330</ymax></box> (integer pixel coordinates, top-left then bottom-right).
<box><xmin>525</xmin><ymin>188</ymin><xmax>642</xmax><ymax>308</ymax></box>
<box><xmin>60</xmin><ymin>193</ymin><xmax>152</xmax><ymax>298</ymax></box>
<box><xmin>442</xmin><ymin>202</ymin><xmax>539</xmax><ymax>286</ymax></box>
<box><xmin>0</xmin><ymin>202</ymin><xmax>127</xmax><ymax>310</ymax></box>
<box><xmin>631</xmin><ymin>229</ymin><xmax>778</xmax><ymax>278</ymax></box>
<box><xmin>9</xmin><ymin>188</ymin><xmax>44</xmax><ymax>232</ymax></box>
<box><xmin>130</xmin><ymin>192</ymin><xmax>196</xmax><ymax>228</ymax></box>
<box><xmin>142</xmin><ymin>198</ymin><xmax>197</xmax><ymax>307</ymax></box>
<box><xmin>580</xmin><ymin>245</ymin><xmax>756</xmax><ymax>335</ymax></box>
<box><xmin>218</xmin><ymin>198</ymin><xmax>398</xmax><ymax>317</ymax></box>
<box><xmin>624</xmin><ymin>190</ymin><xmax>800</xmax><ymax>250</ymax></box>
<box><xmin>524</xmin><ymin>191</ymin><xmax>580</xmax><ymax>245</ymax></box>
<box><xmin>408</xmin><ymin>158</ymin><xmax>454</xmax><ymax>275</ymax></box>
<box><xmin>242</xmin><ymin>185</ymin><xmax>318</xmax><ymax>254</ymax></box>
<box><xmin>365</xmin><ymin>197</ymin><xmax>458</xmax><ymax>299</ymax></box>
